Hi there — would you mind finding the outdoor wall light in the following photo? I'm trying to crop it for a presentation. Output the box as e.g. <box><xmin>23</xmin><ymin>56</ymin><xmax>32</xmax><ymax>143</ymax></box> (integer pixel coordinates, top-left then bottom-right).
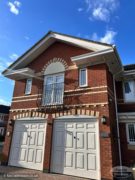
<box><xmin>101</xmin><ymin>116</ymin><xmax>107</xmax><ymax>124</ymax></box>
<box><xmin>7</xmin><ymin>132</ymin><xmax>10</xmax><ymax>137</ymax></box>
<box><xmin>9</xmin><ymin>119</ymin><xmax>14</xmax><ymax>126</ymax></box>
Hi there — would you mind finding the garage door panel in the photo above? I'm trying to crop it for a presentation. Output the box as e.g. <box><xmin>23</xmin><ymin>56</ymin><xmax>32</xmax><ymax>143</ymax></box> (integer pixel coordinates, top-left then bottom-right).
<box><xmin>75</xmin><ymin>152</ymin><xmax>84</xmax><ymax>169</ymax></box>
<box><xmin>76</xmin><ymin>132</ymin><xmax>84</xmax><ymax>149</ymax></box>
<box><xmin>65</xmin><ymin>151</ymin><xmax>73</xmax><ymax>167</ymax></box>
<box><xmin>87</xmin><ymin>153</ymin><xmax>96</xmax><ymax>170</ymax></box>
<box><xmin>76</xmin><ymin>123</ymin><xmax>84</xmax><ymax>129</ymax></box>
<box><xmin>65</xmin><ymin>131</ymin><xmax>73</xmax><ymax>148</ymax></box>
<box><xmin>86</xmin><ymin>123</ymin><xmax>95</xmax><ymax>129</ymax></box>
<box><xmin>29</xmin><ymin>131</ymin><xmax>36</xmax><ymax>145</ymax></box>
<box><xmin>66</xmin><ymin>123</ymin><xmax>74</xmax><ymax>128</ymax></box>
<box><xmin>39</xmin><ymin>124</ymin><xmax>45</xmax><ymax>129</ymax></box>
<box><xmin>37</xmin><ymin>131</ymin><xmax>44</xmax><ymax>146</ymax></box>
<box><xmin>14</xmin><ymin>132</ymin><xmax>22</xmax><ymax>146</ymax></box>
<box><xmin>27</xmin><ymin>148</ymin><xmax>34</xmax><ymax>162</ymax></box>
<box><xmin>55</xmin><ymin>150</ymin><xmax>63</xmax><ymax>164</ymax></box>
<box><xmin>35</xmin><ymin>149</ymin><xmax>42</xmax><ymax>163</ymax></box>
<box><xmin>55</xmin><ymin>131</ymin><xmax>64</xmax><ymax>147</ymax></box>
<box><xmin>11</xmin><ymin>147</ymin><xmax>20</xmax><ymax>161</ymax></box>
<box><xmin>9</xmin><ymin>120</ymin><xmax>46</xmax><ymax>170</ymax></box>
<box><xmin>87</xmin><ymin>132</ymin><xmax>96</xmax><ymax>149</ymax></box>
<box><xmin>31</xmin><ymin>124</ymin><xmax>37</xmax><ymax>129</ymax></box>
<box><xmin>21</xmin><ymin>132</ymin><xmax>28</xmax><ymax>145</ymax></box>
<box><xmin>51</xmin><ymin>119</ymin><xmax>100</xmax><ymax>180</ymax></box>
<box><xmin>20</xmin><ymin>148</ymin><xmax>27</xmax><ymax>161</ymax></box>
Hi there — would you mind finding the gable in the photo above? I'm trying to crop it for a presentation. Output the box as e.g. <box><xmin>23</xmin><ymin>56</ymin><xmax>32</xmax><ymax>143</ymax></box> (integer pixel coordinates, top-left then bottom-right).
<box><xmin>2</xmin><ymin>31</ymin><xmax>112</xmax><ymax>75</ymax></box>
<box><xmin>28</xmin><ymin>41</ymin><xmax>90</xmax><ymax>73</ymax></box>
<box><xmin>2</xmin><ymin>31</ymin><xmax>122</xmax><ymax>78</ymax></box>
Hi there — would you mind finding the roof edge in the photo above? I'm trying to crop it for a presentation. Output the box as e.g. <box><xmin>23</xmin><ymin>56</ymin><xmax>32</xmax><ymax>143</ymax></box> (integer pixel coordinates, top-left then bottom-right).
<box><xmin>2</xmin><ymin>31</ymin><xmax>114</xmax><ymax>76</ymax></box>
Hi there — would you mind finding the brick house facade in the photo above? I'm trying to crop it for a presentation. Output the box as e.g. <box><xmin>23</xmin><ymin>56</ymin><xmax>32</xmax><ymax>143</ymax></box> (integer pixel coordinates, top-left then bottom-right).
<box><xmin>1</xmin><ymin>32</ymin><xmax>135</xmax><ymax>180</ymax></box>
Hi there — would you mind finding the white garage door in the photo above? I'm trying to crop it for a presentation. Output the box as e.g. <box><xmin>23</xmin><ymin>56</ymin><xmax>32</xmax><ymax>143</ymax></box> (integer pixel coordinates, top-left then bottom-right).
<box><xmin>51</xmin><ymin>118</ymin><xmax>100</xmax><ymax>180</ymax></box>
<box><xmin>9</xmin><ymin>120</ymin><xmax>46</xmax><ymax>170</ymax></box>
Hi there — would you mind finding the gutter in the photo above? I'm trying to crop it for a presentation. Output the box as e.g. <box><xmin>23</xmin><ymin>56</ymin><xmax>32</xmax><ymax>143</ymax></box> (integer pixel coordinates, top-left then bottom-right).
<box><xmin>112</xmin><ymin>45</ymin><xmax>123</xmax><ymax>69</ymax></box>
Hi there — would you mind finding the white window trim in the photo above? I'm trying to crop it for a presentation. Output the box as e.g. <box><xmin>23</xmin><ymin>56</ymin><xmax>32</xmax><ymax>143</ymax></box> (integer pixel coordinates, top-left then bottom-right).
<box><xmin>0</xmin><ymin>127</ymin><xmax>4</xmax><ymax>136</ymax></box>
<box><xmin>79</xmin><ymin>68</ymin><xmax>88</xmax><ymax>87</ymax></box>
<box><xmin>0</xmin><ymin>113</ymin><xmax>5</xmax><ymax>121</ymax></box>
<box><xmin>123</xmin><ymin>80</ymin><xmax>135</xmax><ymax>103</ymax></box>
<box><xmin>126</xmin><ymin>123</ymin><xmax>135</xmax><ymax>145</ymax></box>
<box><xmin>25</xmin><ymin>78</ymin><xmax>32</xmax><ymax>95</ymax></box>
<box><xmin>42</xmin><ymin>73</ymin><xmax>64</xmax><ymax>106</ymax></box>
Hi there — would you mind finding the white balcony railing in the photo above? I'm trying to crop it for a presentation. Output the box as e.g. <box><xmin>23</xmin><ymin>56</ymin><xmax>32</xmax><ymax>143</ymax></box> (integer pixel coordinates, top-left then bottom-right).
<box><xmin>42</xmin><ymin>82</ymin><xmax>64</xmax><ymax>106</ymax></box>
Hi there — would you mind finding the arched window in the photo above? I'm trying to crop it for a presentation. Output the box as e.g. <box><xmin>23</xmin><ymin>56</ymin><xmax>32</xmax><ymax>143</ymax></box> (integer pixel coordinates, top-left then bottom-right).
<box><xmin>42</xmin><ymin>62</ymin><xmax>65</xmax><ymax>105</ymax></box>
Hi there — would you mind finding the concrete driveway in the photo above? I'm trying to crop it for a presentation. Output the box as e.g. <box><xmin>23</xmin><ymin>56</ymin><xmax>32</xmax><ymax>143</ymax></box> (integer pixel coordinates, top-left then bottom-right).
<box><xmin>0</xmin><ymin>166</ymin><xmax>89</xmax><ymax>180</ymax></box>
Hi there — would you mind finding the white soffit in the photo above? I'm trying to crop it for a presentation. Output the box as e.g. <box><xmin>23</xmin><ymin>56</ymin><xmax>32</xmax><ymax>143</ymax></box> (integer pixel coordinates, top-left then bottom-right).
<box><xmin>119</xmin><ymin>112</ymin><xmax>135</xmax><ymax>122</ymax></box>
<box><xmin>2</xmin><ymin>32</ymin><xmax>111</xmax><ymax>75</ymax></box>
<box><xmin>54</xmin><ymin>33</ymin><xmax>110</xmax><ymax>51</ymax></box>
<box><xmin>116</xmin><ymin>70</ymin><xmax>135</xmax><ymax>81</ymax></box>
<box><xmin>71</xmin><ymin>48</ymin><xmax>122</xmax><ymax>74</ymax></box>
<box><xmin>4</xmin><ymin>68</ymin><xmax>35</xmax><ymax>80</ymax></box>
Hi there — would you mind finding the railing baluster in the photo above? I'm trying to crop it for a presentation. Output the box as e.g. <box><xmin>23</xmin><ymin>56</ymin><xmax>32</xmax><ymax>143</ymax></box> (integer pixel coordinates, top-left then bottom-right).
<box><xmin>42</xmin><ymin>82</ymin><xmax>64</xmax><ymax>106</ymax></box>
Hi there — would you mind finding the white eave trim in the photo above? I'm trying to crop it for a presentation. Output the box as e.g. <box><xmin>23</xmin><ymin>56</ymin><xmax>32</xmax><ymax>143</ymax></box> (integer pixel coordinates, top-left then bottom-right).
<box><xmin>118</xmin><ymin>112</ymin><xmax>135</xmax><ymax>123</ymax></box>
<box><xmin>4</xmin><ymin>68</ymin><xmax>35</xmax><ymax>80</ymax></box>
<box><xmin>117</xmin><ymin>70</ymin><xmax>135</xmax><ymax>80</ymax></box>
<box><xmin>123</xmin><ymin>70</ymin><xmax>135</xmax><ymax>76</ymax></box>
<box><xmin>71</xmin><ymin>48</ymin><xmax>114</xmax><ymax>62</ymax></box>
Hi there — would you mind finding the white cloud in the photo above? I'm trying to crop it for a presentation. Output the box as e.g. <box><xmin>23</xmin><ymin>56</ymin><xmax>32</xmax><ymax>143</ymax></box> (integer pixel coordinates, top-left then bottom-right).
<box><xmin>100</xmin><ymin>30</ymin><xmax>117</xmax><ymax>44</ymax></box>
<box><xmin>24</xmin><ymin>36</ymin><xmax>30</xmax><ymax>40</ymax></box>
<box><xmin>91</xmin><ymin>30</ymin><xmax>117</xmax><ymax>44</ymax></box>
<box><xmin>0</xmin><ymin>63</ymin><xmax>6</xmax><ymax>72</ymax></box>
<box><xmin>0</xmin><ymin>98</ymin><xmax>11</xmax><ymax>106</ymax></box>
<box><xmin>0</xmin><ymin>54</ymin><xmax>18</xmax><ymax>76</ymax></box>
<box><xmin>9</xmin><ymin>53</ymin><xmax>19</xmax><ymax>60</ymax></box>
<box><xmin>7</xmin><ymin>1</ymin><xmax>21</xmax><ymax>15</ymax></box>
<box><xmin>78</xmin><ymin>8</ymin><xmax>83</xmax><ymax>12</ymax></box>
<box><xmin>0</xmin><ymin>62</ymin><xmax>6</xmax><ymax>76</ymax></box>
<box><xmin>91</xmin><ymin>32</ymin><xmax>98</xmax><ymax>41</ymax></box>
<box><xmin>93</xmin><ymin>7</ymin><xmax>110</xmax><ymax>22</ymax></box>
<box><xmin>14</xmin><ymin>1</ymin><xmax>21</xmax><ymax>7</ymax></box>
<box><xmin>81</xmin><ymin>0</ymin><xmax>119</xmax><ymax>22</ymax></box>
<box><xmin>6</xmin><ymin>61</ymin><xmax>13</xmax><ymax>67</ymax></box>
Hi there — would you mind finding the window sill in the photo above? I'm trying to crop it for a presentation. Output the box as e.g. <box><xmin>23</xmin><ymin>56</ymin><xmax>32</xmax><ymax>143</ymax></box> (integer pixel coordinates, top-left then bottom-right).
<box><xmin>25</xmin><ymin>93</ymin><xmax>31</xmax><ymax>96</ymax></box>
<box><xmin>79</xmin><ymin>85</ymin><xmax>88</xmax><ymax>88</ymax></box>
<box><xmin>128</xmin><ymin>144</ymin><xmax>135</xmax><ymax>150</ymax></box>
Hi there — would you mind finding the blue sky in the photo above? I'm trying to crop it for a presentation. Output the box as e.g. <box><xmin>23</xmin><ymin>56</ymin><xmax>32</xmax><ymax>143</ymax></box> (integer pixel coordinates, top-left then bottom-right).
<box><xmin>0</xmin><ymin>0</ymin><xmax>135</xmax><ymax>105</ymax></box>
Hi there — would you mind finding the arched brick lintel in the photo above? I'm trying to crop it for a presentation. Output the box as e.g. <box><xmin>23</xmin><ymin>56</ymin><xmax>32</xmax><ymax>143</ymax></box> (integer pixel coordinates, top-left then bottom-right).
<box><xmin>42</xmin><ymin>57</ymin><xmax>68</xmax><ymax>73</ymax></box>
<box><xmin>13</xmin><ymin>109</ymin><xmax>100</xmax><ymax>120</ymax></box>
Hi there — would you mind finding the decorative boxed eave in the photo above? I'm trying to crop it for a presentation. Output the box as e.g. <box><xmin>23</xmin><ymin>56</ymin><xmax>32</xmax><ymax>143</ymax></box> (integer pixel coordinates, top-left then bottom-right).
<box><xmin>118</xmin><ymin>112</ymin><xmax>135</xmax><ymax>123</ymax></box>
<box><xmin>3</xmin><ymin>68</ymin><xmax>35</xmax><ymax>80</ymax></box>
<box><xmin>116</xmin><ymin>70</ymin><xmax>135</xmax><ymax>81</ymax></box>
<box><xmin>71</xmin><ymin>47</ymin><xmax>123</xmax><ymax>75</ymax></box>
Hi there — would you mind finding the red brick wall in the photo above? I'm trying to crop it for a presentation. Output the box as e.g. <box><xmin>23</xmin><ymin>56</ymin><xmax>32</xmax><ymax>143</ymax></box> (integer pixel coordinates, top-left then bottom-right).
<box><xmin>119</xmin><ymin>123</ymin><xmax>135</xmax><ymax>166</ymax></box>
<box><xmin>3</xmin><ymin>41</ymin><xmax>120</xmax><ymax>180</ymax></box>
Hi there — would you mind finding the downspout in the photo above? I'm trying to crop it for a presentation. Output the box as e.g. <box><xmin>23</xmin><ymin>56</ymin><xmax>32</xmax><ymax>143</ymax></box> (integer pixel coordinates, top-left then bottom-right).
<box><xmin>113</xmin><ymin>74</ymin><xmax>122</xmax><ymax>171</ymax></box>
